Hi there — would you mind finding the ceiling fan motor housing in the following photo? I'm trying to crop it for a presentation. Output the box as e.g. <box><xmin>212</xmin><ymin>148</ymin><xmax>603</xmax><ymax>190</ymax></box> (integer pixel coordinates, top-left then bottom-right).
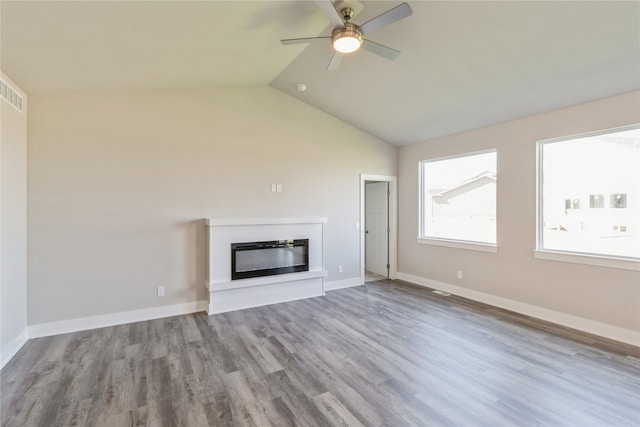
<box><xmin>331</xmin><ymin>22</ymin><xmax>363</xmax><ymax>52</ymax></box>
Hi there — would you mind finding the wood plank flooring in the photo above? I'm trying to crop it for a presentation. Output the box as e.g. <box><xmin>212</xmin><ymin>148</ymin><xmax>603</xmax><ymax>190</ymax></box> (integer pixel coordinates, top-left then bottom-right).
<box><xmin>2</xmin><ymin>280</ymin><xmax>639</xmax><ymax>426</ymax></box>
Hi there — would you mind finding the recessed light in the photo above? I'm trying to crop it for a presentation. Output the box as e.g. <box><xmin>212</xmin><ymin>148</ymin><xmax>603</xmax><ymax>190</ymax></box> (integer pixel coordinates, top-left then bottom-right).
<box><xmin>296</xmin><ymin>83</ymin><xmax>308</xmax><ymax>92</ymax></box>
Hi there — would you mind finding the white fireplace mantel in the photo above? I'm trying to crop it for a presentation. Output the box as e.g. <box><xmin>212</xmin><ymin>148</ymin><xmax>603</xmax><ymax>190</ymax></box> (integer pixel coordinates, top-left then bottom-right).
<box><xmin>206</xmin><ymin>217</ymin><xmax>327</xmax><ymax>227</ymax></box>
<box><xmin>205</xmin><ymin>217</ymin><xmax>327</xmax><ymax>314</ymax></box>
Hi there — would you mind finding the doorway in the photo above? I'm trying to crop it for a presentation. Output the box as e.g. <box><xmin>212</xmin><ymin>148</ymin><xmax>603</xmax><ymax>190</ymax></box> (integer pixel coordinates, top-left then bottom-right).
<box><xmin>365</xmin><ymin>181</ymin><xmax>388</xmax><ymax>280</ymax></box>
<box><xmin>360</xmin><ymin>174</ymin><xmax>397</xmax><ymax>284</ymax></box>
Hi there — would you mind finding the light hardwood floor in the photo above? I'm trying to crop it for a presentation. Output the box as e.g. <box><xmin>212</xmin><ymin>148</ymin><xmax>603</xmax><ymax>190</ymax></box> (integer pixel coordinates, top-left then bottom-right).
<box><xmin>1</xmin><ymin>280</ymin><xmax>639</xmax><ymax>426</ymax></box>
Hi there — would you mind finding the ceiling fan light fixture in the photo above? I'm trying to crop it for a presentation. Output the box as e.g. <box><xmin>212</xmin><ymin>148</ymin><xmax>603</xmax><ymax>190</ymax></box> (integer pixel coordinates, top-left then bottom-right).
<box><xmin>332</xmin><ymin>23</ymin><xmax>363</xmax><ymax>53</ymax></box>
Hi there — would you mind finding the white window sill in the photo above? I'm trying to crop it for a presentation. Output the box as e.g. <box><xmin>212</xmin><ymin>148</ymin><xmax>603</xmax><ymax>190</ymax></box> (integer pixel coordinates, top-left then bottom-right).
<box><xmin>534</xmin><ymin>250</ymin><xmax>640</xmax><ymax>271</ymax></box>
<box><xmin>417</xmin><ymin>237</ymin><xmax>498</xmax><ymax>253</ymax></box>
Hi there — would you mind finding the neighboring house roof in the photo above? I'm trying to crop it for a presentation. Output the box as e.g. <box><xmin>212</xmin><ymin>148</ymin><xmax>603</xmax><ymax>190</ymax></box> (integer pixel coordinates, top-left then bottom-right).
<box><xmin>432</xmin><ymin>171</ymin><xmax>496</xmax><ymax>198</ymax></box>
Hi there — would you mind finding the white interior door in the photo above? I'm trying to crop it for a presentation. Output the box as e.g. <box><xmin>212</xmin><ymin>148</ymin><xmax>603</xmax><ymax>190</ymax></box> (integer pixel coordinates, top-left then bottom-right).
<box><xmin>365</xmin><ymin>182</ymin><xmax>389</xmax><ymax>277</ymax></box>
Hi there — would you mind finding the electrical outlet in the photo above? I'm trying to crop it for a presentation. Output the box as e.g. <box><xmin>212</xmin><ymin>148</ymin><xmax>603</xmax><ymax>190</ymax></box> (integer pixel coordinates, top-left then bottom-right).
<box><xmin>270</xmin><ymin>184</ymin><xmax>277</xmax><ymax>193</ymax></box>
<box><xmin>338</xmin><ymin>265</ymin><xmax>344</xmax><ymax>273</ymax></box>
<box><xmin>157</xmin><ymin>286</ymin><xmax>165</xmax><ymax>297</ymax></box>
<box><xmin>457</xmin><ymin>270</ymin><xmax>463</xmax><ymax>280</ymax></box>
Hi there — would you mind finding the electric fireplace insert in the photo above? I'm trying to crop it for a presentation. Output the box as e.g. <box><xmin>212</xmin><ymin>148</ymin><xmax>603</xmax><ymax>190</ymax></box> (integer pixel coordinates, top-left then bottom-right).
<box><xmin>231</xmin><ymin>239</ymin><xmax>309</xmax><ymax>280</ymax></box>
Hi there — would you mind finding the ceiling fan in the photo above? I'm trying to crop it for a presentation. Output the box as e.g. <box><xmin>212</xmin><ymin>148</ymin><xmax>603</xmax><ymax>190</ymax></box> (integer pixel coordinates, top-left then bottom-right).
<box><xmin>281</xmin><ymin>0</ymin><xmax>412</xmax><ymax>71</ymax></box>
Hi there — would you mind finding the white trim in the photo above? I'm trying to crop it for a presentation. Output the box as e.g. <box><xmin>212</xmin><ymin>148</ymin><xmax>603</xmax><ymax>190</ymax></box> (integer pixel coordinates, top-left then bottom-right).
<box><xmin>534</xmin><ymin>250</ymin><xmax>640</xmax><ymax>271</ymax></box>
<box><xmin>538</xmin><ymin>123</ymin><xmax>640</xmax><ymax>145</ymax></box>
<box><xmin>28</xmin><ymin>301</ymin><xmax>208</xmax><ymax>339</ymax></box>
<box><xmin>206</xmin><ymin>217</ymin><xmax>327</xmax><ymax>226</ymax></box>
<box><xmin>536</xmin><ymin>139</ymin><xmax>544</xmax><ymax>253</ymax></box>
<box><xmin>0</xmin><ymin>328</ymin><xmax>28</xmax><ymax>370</ymax></box>
<box><xmin>360</xmin><ymin>174</ymin><xmax>398</xmax><ymax>284</ymax></box>
<box><xmin>324</xmin><ymin>277</ymin><xmax>363</xmax><ymax>291</ymax></box>
<box><xmin>417</xmin><ymin>237</ymin><xmax>498</xmax><ymax>253</ymax></box>
<box><xmin>418</xmin><ymin>148</ymin><xmax>498</xmax><ymax>165</ymax></box>
<box><xmin>397</xmin><ymin>272</ymin><xmax>640</xmax><ymax>347</ymax></box>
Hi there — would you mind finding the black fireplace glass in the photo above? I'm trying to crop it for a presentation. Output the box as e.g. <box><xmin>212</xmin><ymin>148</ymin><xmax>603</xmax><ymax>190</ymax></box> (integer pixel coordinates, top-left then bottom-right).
<box><xmin>231</xmin><ymin>239</ymin><xmax>309</xmax><ymax>280</ymax></box>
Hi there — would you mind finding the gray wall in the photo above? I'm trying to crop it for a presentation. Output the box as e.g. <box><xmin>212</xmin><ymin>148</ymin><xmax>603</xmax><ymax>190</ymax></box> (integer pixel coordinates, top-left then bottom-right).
<box><xmin>398</xmin><ymin>91</ymin><xmax>640</xmax><ymax>336</ymax></box>
<box><xmin>1</xmin><ymin>72</ymin><xmax>28</xmax><ymax>366</ymax></box>
<box><xmin>27</xmin><ymin>86</ymin><xmax>397</xmax><ymax>325</ymax></box>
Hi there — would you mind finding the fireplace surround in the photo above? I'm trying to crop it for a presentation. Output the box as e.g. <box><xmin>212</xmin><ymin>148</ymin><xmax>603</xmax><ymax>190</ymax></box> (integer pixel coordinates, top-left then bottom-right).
<box><xmin>205</xmin><ymin>217</ymin><xmax>326</xmax><ymax>314</ymax></box>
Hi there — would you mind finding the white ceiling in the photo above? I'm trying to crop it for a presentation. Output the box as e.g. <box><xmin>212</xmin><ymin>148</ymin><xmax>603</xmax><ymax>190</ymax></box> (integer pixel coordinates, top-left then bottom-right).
<box><xmin>2</xmin><ymin>1</ymin><xmax>639</xmax><ymax>146</ymax></box>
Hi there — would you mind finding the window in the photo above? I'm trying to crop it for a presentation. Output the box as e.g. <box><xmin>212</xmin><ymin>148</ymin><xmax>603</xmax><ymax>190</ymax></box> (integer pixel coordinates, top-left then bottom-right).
<box><xmin>419</xmin><ymin>150</ymin><xmax>497</xmax><ymax>250</ymax></box>
<box><xmin>589</xmin><ymin>195</ymin><xmax>604</xmax><ymax>208</ymax></box>
<box><xmin>572</xmin><ymin>199</ymin><xmax>580</xmax><ymax>210</ymax></box>
<box><xmin>537</xmin><ymin>125</ymin><xmax>640</xmax><ymax>266</ymax></box>
<box><xmin>611</xmin><ymin>193</ymin><xmax>627</xmax><ymax>208</ymax></box>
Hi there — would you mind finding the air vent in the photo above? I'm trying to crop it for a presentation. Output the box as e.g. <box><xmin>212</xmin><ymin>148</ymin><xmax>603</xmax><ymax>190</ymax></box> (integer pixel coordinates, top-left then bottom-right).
<box><xmin>0</xmin><ymin>79</ymin><xmax>24</xmax><ymax>112</ymax></box>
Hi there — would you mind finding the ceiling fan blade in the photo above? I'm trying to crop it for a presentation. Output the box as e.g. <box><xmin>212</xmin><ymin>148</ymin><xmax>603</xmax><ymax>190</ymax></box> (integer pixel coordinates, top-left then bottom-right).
<box><xmin>315</xmin><ymin>0</ymin><xmax>344</xmax><ymax>28</ymax></box>
<box><xmin>281</xmin><ymin>36</ymin><xmax>331</xmax><ymax>45</ymax></box>
<box><xmin>362</xmin><ymin>40</ymin><xmax>401</xmax><ymax>61</ymax></box>
<box><xmin>327</xmin><ymin>52</ymin><xmax>343</xmax><ymax>71</ymax></box>
<box><xmin>359</xmin><ymin>3</ymin><xmax>412</xmax><ymax>35</ymax></box>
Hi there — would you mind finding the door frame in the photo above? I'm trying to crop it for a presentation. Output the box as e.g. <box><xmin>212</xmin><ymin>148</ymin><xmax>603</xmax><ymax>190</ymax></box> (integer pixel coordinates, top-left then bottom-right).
<box><xmin>360</xmin><ymin>174</ymin><xmax>397</xmax><ymax>284</ymax></box>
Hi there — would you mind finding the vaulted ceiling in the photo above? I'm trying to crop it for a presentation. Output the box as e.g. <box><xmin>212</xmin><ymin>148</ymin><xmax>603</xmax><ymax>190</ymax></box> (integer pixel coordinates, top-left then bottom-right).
<box><xmin>2</xmin><ymin>1</ymin><xmax>639</xmax><ymax>145</ymax></box>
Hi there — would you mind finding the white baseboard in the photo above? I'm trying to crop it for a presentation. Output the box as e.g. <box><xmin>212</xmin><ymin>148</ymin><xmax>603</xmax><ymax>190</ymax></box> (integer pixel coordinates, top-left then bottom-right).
<box><xmin>1</xmin><ymin>327</ymin><xmax>29</xmax><ymax>371</ymax></box>
<box><xmin>28</xmin><ymin>300</ymin><xmax>208</xmax><ymax>339</ymax></box>
<box><xmin>324</xmin><ymin>277</ymin><xmax>363</xmax><ymax>291</ymax></box>
<box><xmin>397</xmin><ymin>272</ymin><xmax>640</xmax><ymax>347</ymax></box>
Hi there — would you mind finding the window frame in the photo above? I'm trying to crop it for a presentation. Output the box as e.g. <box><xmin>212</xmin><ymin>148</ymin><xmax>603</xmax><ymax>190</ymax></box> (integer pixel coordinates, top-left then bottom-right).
<box><xmin>535</xmin><ymin>124</ymin><xmax>640</xmax><ymax>271</ymax></box>
<box><xmin>418</xmin><ymin>149</ymin><xmax>498</xmax><ymax>253</ymax></box>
